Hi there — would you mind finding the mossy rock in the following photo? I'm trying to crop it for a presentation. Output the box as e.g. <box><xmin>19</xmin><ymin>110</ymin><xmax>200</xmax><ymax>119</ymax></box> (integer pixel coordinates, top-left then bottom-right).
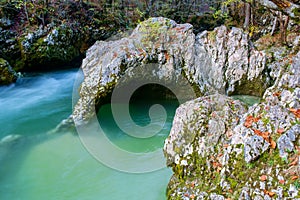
<box><xmin>0</xmin><ymin>58</ymin><xmax>17</xmax><ymax>85</ymax></box>
<box><xmin>17</xmin><ymin>25</ymin><xmax>86</xmax><ymax>71</ymax></box>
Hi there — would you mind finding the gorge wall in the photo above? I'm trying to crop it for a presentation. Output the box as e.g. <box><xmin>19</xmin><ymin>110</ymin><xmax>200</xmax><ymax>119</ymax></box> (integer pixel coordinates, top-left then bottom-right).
<box><xmin>61</xmin><ymin>17</ymin><xmax>299</xmax><ymax>199</ymax></box>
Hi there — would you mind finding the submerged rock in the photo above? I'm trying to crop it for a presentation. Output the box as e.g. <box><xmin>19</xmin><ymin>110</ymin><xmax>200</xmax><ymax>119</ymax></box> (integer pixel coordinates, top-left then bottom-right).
<box><xmin>0</xmin><ymin>58</ymin><xmax>17</xmax><ymax>85</ymax></box>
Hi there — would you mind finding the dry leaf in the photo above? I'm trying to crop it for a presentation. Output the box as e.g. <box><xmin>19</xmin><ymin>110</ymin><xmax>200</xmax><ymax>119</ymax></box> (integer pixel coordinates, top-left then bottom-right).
<box><xmin>289</xmin><ymin>156</ymin><xmax>299</xmax><ymax>166</ymax></box>
<box><xmin>190</xmin><ymin>182</ymin><xmax>195</xmax><ymax>188</ymax></box>
<box><xmin>264</xmin><ymin>190</ymin><xmax>275</xmax><ymax>197</ymax></box>
<box><xmin>289</xmin><ymin>108</ymin><xmax>300</xmax><ymax>118</ymax></box>
<box><xmin>270</xmin><ymin>139</ymin><xmax>277</xmax><ymax>149</ymax></box>
<box><xmin>260</xmin><ymin>175</ymin><xmax>267</xmax><ymax>181</ymax></box>
<box><xmin>213</xmin><ymin>162</ymin><xmax>222</xmax><ymax>168</ymax></box>
<box><xmin>244</xmin><ymin>115</ymin><xmax>254</xmax><ymax>128</ymax></box>
<box><xmin>291</xmin><ymin>176</ymin><xmax>298</xmax><ymax>180</ymax></box>
<box><xmin>277</xmin><ymin>128</ymin><xmax>285</xmax><ymax>134</ymax></box>
<box><xmin>273</xmin><ymin>92</ymin><xmax>281</xmax><ymax>97</ymax></box>
<box><xmin>279</xmin><ymin>179</ymin><xmax>285</xmax><ymax>184</ymax></box>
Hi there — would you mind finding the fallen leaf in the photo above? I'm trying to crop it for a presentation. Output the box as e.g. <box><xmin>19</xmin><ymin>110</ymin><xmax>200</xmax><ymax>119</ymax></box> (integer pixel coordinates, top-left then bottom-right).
<box><xmin>277</xmin><ymin>128</ymin><xmax>285</xmax><ymax>134</ymax></box>
<box><xmin>190</xmin><ymin>182</ymin><xmax>195</xmax><ymax>188</ymax></box>
<box><xmin>289</xmin><ymin>156</ymin><xmax>299</xmax><ymax>166</ymax></box>
<box><xmin>264</xmin><ymin>190</ymin><xmax>275</xmax><ymax>197</ymax></box>
<box><xmin>164</xmin><ymin>52</ymin><xmax>170</xmax><ymax>61</ymax></box>
<box><xmin>291</xmin><ymin>176</ymin><xmax>298</xmax><ymax>180</ymax></box>
<box><xmin>289</xmin><ymin>108</ymin><xmax>300</xmax><ymax>118</ymax></box>
<box><xmin>244</xmin><ymin>115</ymin><xmax>254</xmax><ymax>128</ymax></box>
<box><xmin>253</xmin><ymin>129</ymin><xmax>270</xmax><ymax>142</ymax></box>
<box><xmin>260</xmin><ymin>175</ymin><xmax>267</xmax><ymax>181</ymax></box>
<box><xmin>270</xmin><ymin>139</ymin><xmax>277</xmax><ymax>149</ymax></box>
<box><xmin>273</xmin><ymin>92</ymin><xmax>281</xmax><ymax>97</ymax></box>
<box><xmin>213</xmin><ymin>161</ymin><xmax>222</xmax><ymax>168</ymax></box>
<box><xmin>279</xmin><ymin>179</ymin><xmax>285</xmax><ymax>184</ymax></box>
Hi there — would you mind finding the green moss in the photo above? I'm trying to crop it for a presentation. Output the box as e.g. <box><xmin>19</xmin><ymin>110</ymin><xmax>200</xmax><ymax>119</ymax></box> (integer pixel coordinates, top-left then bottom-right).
<box><xmin>208</xmin><ymin>30</ymin><xmax>217</xmax><ymax>43</ymax></box>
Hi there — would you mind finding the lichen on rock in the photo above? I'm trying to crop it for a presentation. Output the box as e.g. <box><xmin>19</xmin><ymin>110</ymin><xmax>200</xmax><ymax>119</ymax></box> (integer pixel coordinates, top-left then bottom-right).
<box><xmin>64</xmin><ymin>17</ymin><xmax>270</xmax><ymax>129</ymax></box>
<box><xmin>164</xmin><ymin>52</ymin><xmax>300</xmax><ymax>199</ymax></box>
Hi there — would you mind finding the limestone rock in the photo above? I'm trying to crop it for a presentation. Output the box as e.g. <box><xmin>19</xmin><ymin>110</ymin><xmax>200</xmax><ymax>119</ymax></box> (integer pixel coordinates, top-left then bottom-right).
<box><xmin>164</xmin><ymin>94</ymin><xmax>248</xmax><ymax>199</ymax></box>
<box><xmin>68</xmin><ymin>18</ymin><xmax>269</xmax><ymax>126</ymax></box>
<box><xmin>188</xmin><ymin>26</ymin><xmax>270</xmax><ymax>96</ymax></box>
<box><xmin>165</xmin><ymin>51</ymin><xmax>300</xmax><ymax>199</ymax></box>
<box><xmin>71</xmin><ymin>17</ymin><xmax>196</xmax><ymax>123</ymax></box>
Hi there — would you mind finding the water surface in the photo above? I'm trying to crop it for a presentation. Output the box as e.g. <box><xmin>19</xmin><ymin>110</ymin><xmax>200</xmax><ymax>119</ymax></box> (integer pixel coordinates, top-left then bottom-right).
<box><xmin>0</xmin><ymin>69</ymin><xmax>174</xmax><ymax>200</ymax></box>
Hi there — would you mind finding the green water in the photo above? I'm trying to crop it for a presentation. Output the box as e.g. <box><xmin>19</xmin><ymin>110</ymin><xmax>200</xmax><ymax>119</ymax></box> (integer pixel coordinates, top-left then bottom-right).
<box><xmin>0</xmin><ymin>70</ymin><xmax>175</xmax><ymax>200</ymax></box>
<box><xmin>231</xmin><ymin>95</ymin><xmax>261</xmax><ymax>106</ymax></box>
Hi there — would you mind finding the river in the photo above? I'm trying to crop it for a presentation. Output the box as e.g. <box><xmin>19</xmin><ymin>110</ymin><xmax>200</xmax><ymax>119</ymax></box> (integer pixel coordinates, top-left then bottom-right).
<box><xmin>0</xmin><ymin>69</ymin><xmax>176</xmax><ymax>200</ymax></box>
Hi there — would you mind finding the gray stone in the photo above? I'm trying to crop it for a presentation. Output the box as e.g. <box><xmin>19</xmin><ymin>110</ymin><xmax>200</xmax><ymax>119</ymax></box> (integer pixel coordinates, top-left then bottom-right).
<box><xmin>278</xmin><ymin>125</ymin><xmax>300</xmax><ymax>158</ymax></box>
<box><xmin>66</xmin><ymin>18</ymin><xmax>269</xmax><ymax>127</ymax></box>
<box><xmin>244</xmin><ymin>135</ymin><xmax>270</xmax><ymax>163</ymax></box>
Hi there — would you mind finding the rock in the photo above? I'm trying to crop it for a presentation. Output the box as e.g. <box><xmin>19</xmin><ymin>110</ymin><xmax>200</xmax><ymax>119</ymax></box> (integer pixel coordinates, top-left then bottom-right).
<box><xmin>164</xmin><ymin>51</ymin><xmax>300</xmax><ymax>199</ymax></box>
<box><xmin>164</xmin><ymin>94</ymin><xmax>248</xmax><ymax>199</ymax></box>
<box><xmin>17</xmin><ymin>24</ymin><xmax>85</xmax><ymax>71</ymax></box>
<box><xmin>71</xmin><ymin>17</ymin><xmax>196</xmax><ymax>124</ymax></box>
<box><xmin>0</xmin><ymin>134</ymin><xmax>22</xmax><ymax>162</ymax></box>
<box><xmin>244</xmin><ymin>135</ymin><xmax>270</xmax><ymax>163</ymax></box>
<box><xmin>277</xmin><ymin>124</ymin><xmax>300</xmax><ymax>158</ymax></box>
<box><xmin>188</xmin><ymin>25</ymin><xmax>270</xmax><ymax>96</ymax></box>
<box><xmin>0</xmin><ymin>58</ymin><xmax>17</xmax><ymax>85</ymax></box>
<box><xmin>67</xmin><ymin>18</ymin><xmax>269</xmax><ymax>127</ymax></box>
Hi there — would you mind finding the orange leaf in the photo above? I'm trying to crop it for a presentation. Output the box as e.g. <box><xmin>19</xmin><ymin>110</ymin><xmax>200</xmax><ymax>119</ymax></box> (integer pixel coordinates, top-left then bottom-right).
<box><xmin>289</xmin><ymin>108</ymin><xmax>300</xmax><ymax>118</ymax></box>
<box><xmin>190</xmin><ymin>182</ymin><xmax>195</xmax><ymax>188</ymax></box>
<box><xmin>253</xmin><ymin>116</ymin><xmax>261</xmax><ymax>122</ymax></box>
<box><xmin>289</xmin><ymin>157</ymin><xmax>299</xmax><ymax>166</ymax></box>
<box><xmin>213</xmin><ymin>162</ymin><xmax>222</xmax><ymax>168</ymax></box>
<box><xmin>253</xmin><ymin>129</ymin><xmax>262</xmax><ymax>135</ymax></box>
<box><xmin>264</xmin><ymin>190</ymin><xmax>275</xmax><ymax>197</ymax></box>
<box><xmin>291</xmin><ymin>176</ymin><xmax>298</xmax><ymax>180</ymax></box>
<box><xmin>273</xmin><ymin>92</ymin><xmax>281</xmax><ymax>97</ymax></box>
<box><xmin>260</xmin><ymin>175</ymin><xmax>267</xmax><ymax>181</ymax></box>
<box><xmin>270</xmin><ymin>139</ymin><xmax>276</xmax><ymax>149</ymax></box>
<box><xmin>277</xmin><ymin>128</ymin><xmax>285</xmax><ymax>134</ymax></box>
<box><xmin>244</xmin><ymin>115</ymin><xmax>254</xmax><ymax>128</ymax></box>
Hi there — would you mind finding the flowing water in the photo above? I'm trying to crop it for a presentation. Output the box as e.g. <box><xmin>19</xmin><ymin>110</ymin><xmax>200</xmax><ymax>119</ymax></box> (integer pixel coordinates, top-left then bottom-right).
<box><xmin>0</xmin><ymin>69</ymin><xmax>176</xmax><ymax>200</ymax></box>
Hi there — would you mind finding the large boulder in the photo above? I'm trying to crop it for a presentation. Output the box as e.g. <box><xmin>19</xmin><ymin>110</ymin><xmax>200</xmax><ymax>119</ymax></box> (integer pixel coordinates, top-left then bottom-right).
<box><xmin>187</xmin><ymin>26</ymin><xmax>270</xmax><ymax>96</ymax></box>
<box><xmin>164</xmin><ymin>52</ymin><xmax>300</xmax><ymax>199</ymax></box>
<box><xmin>66</xmin><ymin>18</ymin><xmax>269</xmax><ymax>126</ymax></box>
<box><xmin>0</xmin><ymin>58</ymin><xmax>17</xmax><ymax>85</ymax></box>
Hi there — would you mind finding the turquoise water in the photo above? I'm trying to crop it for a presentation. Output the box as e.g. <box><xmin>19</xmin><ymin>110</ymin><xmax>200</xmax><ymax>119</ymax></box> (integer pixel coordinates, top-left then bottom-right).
<box><xmin>0</xmin><ymin>69</ymin><xmax>175</xmax><ymax>200</ymax></box>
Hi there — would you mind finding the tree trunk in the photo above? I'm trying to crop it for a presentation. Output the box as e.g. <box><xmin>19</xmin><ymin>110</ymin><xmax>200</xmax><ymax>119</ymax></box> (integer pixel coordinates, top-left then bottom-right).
<box><xmin>244</xmin><ymin>2</ymin><xmax>251</xmax><ymax>29</ymax></box>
